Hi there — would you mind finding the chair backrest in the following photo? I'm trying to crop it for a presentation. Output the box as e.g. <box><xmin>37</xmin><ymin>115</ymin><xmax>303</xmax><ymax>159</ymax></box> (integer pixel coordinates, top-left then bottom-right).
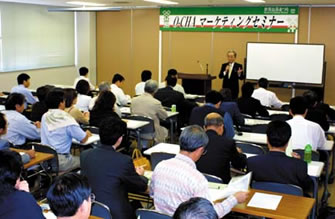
<box><xmin>81</xmin><ymin>125</ymin><xmax>100</xmax><ymax>134</ymax></box>
<box><xmin>151</xmin><ymin>152</ymin><xmax>175</xmax><ymax>170</ymax></box>
<box><xmin>203</xmin><ymin>173</ymin><xmax>223</xmax><ymax>183</ymax></box>
<box><xmin>270</xmin><ymin>114</ymin><xmax>292</xmax><ymax>121</ymax></box>
<box><xmin>126</xmin><ymin>115</ymin><xmax>155</xmax><ymax>135</ymax></box>
<box><xmin>236</xmin><ymin>142</ymin><xmax>266</xmax><ymax>154</ymax></box>
<box><xmin>293</xmin><ymin>149</ymin><xmax>320</xmax><ymax>161</ymax></box>
<box><xmin>251</xmin><ymin>181</ymin><xmax>303</xmax><ymax>196</ymax></box>
<box><xmin>136</xmin><ymin>209</ymin><xmax>172</xmax><ymax>219</ymax></box>
<box><xmin>91</xmin><ymin>201</ymin><xmax>112</xmax><ymax>219</ymax></box>
<box><xmin>250</xmin><ymin>124</ymin><xmax>268</xmax><ymax>134</ymax></box>
<box><xmin>27</xmin><ymin>142</ymin><xmax>59</xmax><ymax>174</ymax></box>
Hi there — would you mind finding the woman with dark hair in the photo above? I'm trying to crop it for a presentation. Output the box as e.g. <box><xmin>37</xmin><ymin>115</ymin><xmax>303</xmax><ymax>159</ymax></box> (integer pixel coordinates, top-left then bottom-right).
<box><xmin>0</xmin><ymin>150</ymin><xmax>44</xmax><ymax>218</ymax></box>
<box><xmin>219</xmin><ymin>88</ymin><xmax>245</xmax><ymax>126</ymax></box>
<box><xmin>64</xmin><ymin>88</ymin><xmax>89</xmax><ymax>125</ymax></box>
<box><xmin>90</xmin><ymin>91</ymin><xmax>120</xmax><ymax>127</ymax></box>
<box><xmin>31</xmin><ymin>85</ymin><xmax>54</xmax><ymax>122</ymax></box>
<box><xmin>75</xmin><ymin>80</ymin><xmax>92</xmax><ymax>112</ymax></box>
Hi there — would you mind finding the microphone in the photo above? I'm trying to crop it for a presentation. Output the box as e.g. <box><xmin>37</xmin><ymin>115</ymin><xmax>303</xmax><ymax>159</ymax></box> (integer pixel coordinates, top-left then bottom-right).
<box><xmin>197</xmin><ymin>60</ymin><xmax>204</xmax><ymax>73</ymax></box>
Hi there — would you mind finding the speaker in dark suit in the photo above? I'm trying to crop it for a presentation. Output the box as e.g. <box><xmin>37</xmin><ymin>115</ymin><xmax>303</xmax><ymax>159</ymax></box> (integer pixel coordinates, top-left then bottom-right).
<box><xmin>218</xmin><ymin>50</ymin><xmax>245</xmax><ymax>99</ymax></box>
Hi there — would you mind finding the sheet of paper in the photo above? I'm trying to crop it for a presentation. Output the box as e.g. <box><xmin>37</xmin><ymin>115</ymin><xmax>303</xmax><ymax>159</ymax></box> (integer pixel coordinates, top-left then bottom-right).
<box><xmin>247</xmin><ymin>192</ymin><xmax>282</xmax><ymax>210</ymax></box>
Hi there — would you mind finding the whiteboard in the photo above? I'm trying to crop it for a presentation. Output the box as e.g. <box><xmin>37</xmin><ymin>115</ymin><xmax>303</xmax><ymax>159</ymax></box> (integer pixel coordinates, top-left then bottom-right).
<box><xmin>246</xmin><ymin>43</ymin><xmax>325</xmax><ymax>85</ymax></box>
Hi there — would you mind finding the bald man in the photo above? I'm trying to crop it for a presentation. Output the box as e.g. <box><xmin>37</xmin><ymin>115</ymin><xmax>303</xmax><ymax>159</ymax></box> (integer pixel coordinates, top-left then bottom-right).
<box><xmin>196</xmin><ymin>113</ymin><xmax>246</xmax><ymax>183</ymax></box>
<box><xmin>218</xmin><ymin>50</ymin><xmax>244</xmax><ymax>99</ymax></box>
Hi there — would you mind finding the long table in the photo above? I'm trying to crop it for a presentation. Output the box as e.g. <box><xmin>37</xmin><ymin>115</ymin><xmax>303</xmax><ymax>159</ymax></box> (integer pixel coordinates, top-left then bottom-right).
<box><xmin>10</xmin><ymin>148</ymin><xmax>54</xmax><ymax>169</ymax></box>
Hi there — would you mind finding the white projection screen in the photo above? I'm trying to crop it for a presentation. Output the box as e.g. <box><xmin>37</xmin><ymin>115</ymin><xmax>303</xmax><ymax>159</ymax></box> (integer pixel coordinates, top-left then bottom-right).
<box><xmin>246</xmin><ymin>43</ymin><xmax>325</xmax><ymax>85</ymax></box>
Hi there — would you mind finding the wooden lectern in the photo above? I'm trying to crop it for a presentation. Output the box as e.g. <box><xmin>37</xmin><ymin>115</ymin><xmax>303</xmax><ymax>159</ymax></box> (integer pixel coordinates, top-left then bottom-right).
<box><xmin>178</xmin><ymin>73</ymin><xmax>217</xmax><ymax>95</ymax></box>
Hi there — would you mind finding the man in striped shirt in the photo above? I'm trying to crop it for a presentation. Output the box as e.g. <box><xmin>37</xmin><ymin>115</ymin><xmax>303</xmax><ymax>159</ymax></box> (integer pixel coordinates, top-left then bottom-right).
<box><xmin>150</xmin><ymin>125</ymin><xmax>249</xmax><ymax>217</ymax></box>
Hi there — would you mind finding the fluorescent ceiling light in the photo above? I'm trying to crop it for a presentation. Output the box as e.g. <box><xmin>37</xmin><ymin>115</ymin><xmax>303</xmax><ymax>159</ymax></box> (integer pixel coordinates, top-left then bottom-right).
<box><xmin>144</xmin><ymin>0</ymin><xmax>179</xmax><ymax>5</ymax></box>
<box><xmin>66</xmin><ymin>1</ymin><xmax>106</xmax><ymax>6</ymax></box>
<box><xmin>245</xmin><ymin>0</ymin><xmax>265</xmax><ymax>3</ymax></box>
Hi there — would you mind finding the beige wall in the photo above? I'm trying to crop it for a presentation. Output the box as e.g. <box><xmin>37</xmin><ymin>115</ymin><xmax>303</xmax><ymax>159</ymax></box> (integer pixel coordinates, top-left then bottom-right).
<box><xmin>97</xmin><ymin>7</ymin><xmax>335</xmax><ymax>104</ymax></box>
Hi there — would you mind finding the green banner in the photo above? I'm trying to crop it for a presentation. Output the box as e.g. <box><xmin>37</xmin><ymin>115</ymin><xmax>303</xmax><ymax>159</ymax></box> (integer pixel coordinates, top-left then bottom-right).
<box><xmin>160</xmin><ymin>6</ymin><xmax>299</xmax><ymax>33</ymax></box>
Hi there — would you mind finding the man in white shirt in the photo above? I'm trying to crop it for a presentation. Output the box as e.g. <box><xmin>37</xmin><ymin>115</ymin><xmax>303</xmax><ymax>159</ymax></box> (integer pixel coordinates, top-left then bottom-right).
<box><xmin>111</xmin><ymin>73</ymin><xmax>131</xmax><ymax>106</ymax></box>
<box><xmin>135</xmin><ymin>70</ymin><xmax>152</xmax><ymax>96</ymax></box>
<box><xmin>252</xmin><ymin>78</ymin><xmax>283</xmax><ymax>109</ymax></box>
<box><xmin>286</xmin><ymin>96</ymin><xmax>326</xmax><ymax>156</ymax></box>
<box><xmin>159</xmin><ymin>69</ymin><xmax>186</xmax><ymax>97</ymax></box>
<box><xmin>73</xmin><ymin>67</ymin><xmax>95</xmax><ymax>91</ymax></box>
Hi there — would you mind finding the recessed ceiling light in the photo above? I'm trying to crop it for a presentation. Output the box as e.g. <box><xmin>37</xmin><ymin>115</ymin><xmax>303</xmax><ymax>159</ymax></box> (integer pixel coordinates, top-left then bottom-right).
<box><xmin>66</xmin><ymin>1</ymin><xmax>106</xmax><ymax>6</ymax></box>
<box><xmin>143</xmin><ymin>0</ymin><xmax>179</xmax><ymax>5</ymax></box>
<box><xmin>245</xmin><ymin>0</ymin><xmax>265</xmax><ymax>3</ymax></box>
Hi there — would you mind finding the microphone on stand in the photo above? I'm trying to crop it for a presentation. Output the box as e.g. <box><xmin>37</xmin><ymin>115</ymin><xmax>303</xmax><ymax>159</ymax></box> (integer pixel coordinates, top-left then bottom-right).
<box><xmin>197</xmin><ymin>60</ymin><xmax>204</xmax><ymax>73</ymax></box>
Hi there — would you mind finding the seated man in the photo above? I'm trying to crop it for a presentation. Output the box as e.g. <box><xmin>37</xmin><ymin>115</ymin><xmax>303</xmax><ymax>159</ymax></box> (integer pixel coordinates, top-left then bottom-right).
<box><xmin>150</xmin><ymin>125</ymin><xmax>249</xmax><ymax>218</ymax></box>
<box><xmin>111</xmin><ymin>73</ymin><xmax>131</xmax><ymax>106</ymax></box>
<box><xmin>135</xmin><ymin>70</ymin><xmax>152</xmax><ymax>96</ymax></box>
<box><xmin>303</xmin><ymin>90</ymin><xmax>329</xmax><ymax>131</ymax></box>
<box><xmin>131</xmin><ymin>80</ymin><xmax>168</xmax><ymax>143</ymax></box>
<box><xmin>220</xmin><ymin>88</ymin><xmax>244</xmax><ymax>126</ymax></box>
<box><xmin>252</xmin><ymin>78</ymin><xmax>283</xmax><ymax>109</ymax></box>
<box><xmin>159</xmin><ymin>69</ymin><xmax>186</xmax><ymax>97</ymax></box>
<box><xmin>41</xmin><ymin>88</ymin><xmax>91</xmax><ymax>172</ymax></box>
<box><xmin>81</xmin><ymin>117</ymin><xmax>148</xmax><ymax>219</ymax></box>
<box><xmin>311</xmin><ymin>87</ymin><xmax>335</xmax><ymax>121</ymax></box>
<box><xmin>155</xmin><ymin>75</ymin><xmax>196</xmax><ymax>127</ymax></box>
<box><xmin>247</xmin><ymin>120</ymin><xmax>312</xmax><ymax>193</ymax></box>
<box><xmin>189</xmin><ymin>90</ymin><xmax>234</xmax><ymax>139</ymax></box>
<box><xmin>173</xmin><ymin>197</ymin><xmax>218</xmax><ymax>219</ymax></box>
<box><xmin>47</xmin><ymin>173</ymin><xmax>92</xmax><ymax>219</ymax></box>
<box><xmin>196</xmin><ymin>113</ymin><xmax>246</xmax><ymax>184</ymax></box>
<box><xmin>3</xmin><ymin>93</ymin><xmax>40</xmax><ymax>146</ymax></box>
<box><xmin>74</xmin><ymin>66</ymin><xmax>95</xmax><ymax>91</ymax></box>
<box><xmin>286</xmin><ymin>96</ymin><xmax>326</xmax><ymax>155</ymax></box>
<box><xmin>11</xmin><ymin>73</ymin><xmax>37</xmax><ymax>107</ymax></box>
<box><xmin>0</xmin><ymin>150</ymin><xmax>44</xmax><ymax>218</ymax></box>
<box><xmin>237</xmin><ymin>82</ymin><xmax>269</xmax><ymax>118</ymax></box>
<box><xmin>0</xmin><ymin>112</ymin><xmax>35</xmax><ymax>164</ymax></box>
<box><xmin>31</xmin><ymin>85</ymin><xmax>54</xmax><ymax>122</ymax></box>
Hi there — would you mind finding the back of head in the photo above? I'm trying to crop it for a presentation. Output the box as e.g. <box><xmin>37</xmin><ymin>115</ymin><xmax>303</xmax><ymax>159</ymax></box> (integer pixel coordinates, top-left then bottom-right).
<box><xmin>0</xmin><ymin>150</ymin><xmax>23</xmax><ymax>198</ymax></box>
<box><xmin>79</xmin><ymin>67</ymin><xmax>89</xmax><ymax>76</ymax></box>
<box><xmin>144</xmin><ymin>80</ymin><xmax>158</xmax><ymax>94</ymax></box>
<box><xmin>46</xmin><ymin>88</ymin><xmax>65</xmax><ymax>109</ymax></box>
<box><xmin>76</xmin><ymin>80</ymin><xmax>90</xmax><ymax>95</ymax></box>
<box><xmin>290</xmin><ymin>96</ymin><xmax>307</xmax><ymax>115</ymax></box>
<box><xmin>179</xmin><ymin>125</ymin><xmax>209</xmax><ymax>152</ymax></box>
<box><xmin>36</xmin><ymin>85</ymin><xmax>54</xmax><ymax>102</ymax></box>
<box><xmin>92</xmin><ymin>91</ymin><xmax>116</xmax><ymax>112</ymax></box>
<box><xmin>0</xmin><ymin>112</ymin><xmax>6</xmax><ymax>131</ymax></box>
<box><xmin>17</xmin><ymin>73</ymin><xmax>30</xmax><ymax>85</ymax></box>
<box><xmin>204</xmin><ymin>113</ymin><xmax>224</xmax><ymax>128</ymax></box>
<box><xmin>303</xmin><ymin>90</ymin><xmax>318</xmax><ymax>108</ymax></box>
<box><xmin>99</xmin><ymin>117</ymin><xmax>126</xmax><ymax>146</ymax></box>
<box><xmin>141</xmin><ymin>70</ymin><xmax>152</xmax><ymax>82</ymax></box>
<box><xmin>64</xmin><ymin>88</ymin><xmax>78</xmax><ymax>108</ymax></box>
<box><xmin>310</xmin><ymin>87</ymin><xmax>323</xmax><ymax>102</ymax></box>
<box><xmin>266</xmin><ymin>120</ymin><xmax>291</xmax><ymax>148</ymax></box>
<box><xmin>205</xmin><ymin>90</ymin><xmax>223</xmax><ymax>105</ymax></box>
<box><xmin>98</xmin><ymin>81</ymin><xmax>111</xmax><ymax>93</ymax></box>
<box><xmin>241</xmin><ymin>82</ymin><xmax>254</xmax><ymax>98</ymax></box>
<box><xmin>258</xmin><ymin>78</ymin><xmax>268</xmax><ymax>89</ymax></box>
<box><xmin>5</xmin><ymin>93</ymin><xmax>25</xmax><ymax>110</ymax></box>
<box><xmin>166</xmin><ymin>74</ymin><xmax>177</xmax><ymax>87</ymax></box>
<box><xmin>168</xmin><ymin>69</ymin><xmax>178</xmax><ymax>77</ymax></box>
<box><xmin>219</xmin><ymin>88</ymin><xmax>232</xmax><ymax>102</ymax></box>
<box><xmin>47</xmin><ymin>173</ymin><xmax>91</xmax><ymax>217</ymax></box>
<box><xmin>173</xmin><ymin>197</ymin><xmax>218</xmax><ymax>219</ymax></box>
<box><xmin>112</xmin><ymin>73</ymin><xmax>125</xmax><ymax>84</ymax></box>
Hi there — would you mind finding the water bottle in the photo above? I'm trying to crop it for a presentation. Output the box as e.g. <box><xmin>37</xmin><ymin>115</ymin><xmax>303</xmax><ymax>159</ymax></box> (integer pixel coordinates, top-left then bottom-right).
<box><xmin>171</xmin><ymin>104</ymin><xmax>177</xmax><ymax>112</ymax></box>
<box><xmin>304</xmin><ymin>144</ymin><xmax>312</xmax><ymax>163</ymax></box>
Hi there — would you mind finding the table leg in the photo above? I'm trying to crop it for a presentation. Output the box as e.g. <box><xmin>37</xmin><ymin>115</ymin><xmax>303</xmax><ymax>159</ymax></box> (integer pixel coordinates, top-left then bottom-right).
<box><xmin>321</xmin><ymin>151</ymin><xmax>330</xmax><ymax>205</ymax></box>
<box><xmin>170</xmin><ymin>118</ymin><xmax>174</xmax><ymax>143</ymax></box>
<box><xmin>311</xmin><ymin>176</ymin><xmax>318</xmax><ymax>219</ymax></box>
<box><xmin>137</xmin><ymin>129</ymin><xmax>142</xmax><ymax>151</ymax></box>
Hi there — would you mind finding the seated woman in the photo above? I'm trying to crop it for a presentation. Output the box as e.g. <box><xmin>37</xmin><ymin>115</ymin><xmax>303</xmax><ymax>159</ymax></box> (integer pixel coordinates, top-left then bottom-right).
<box><xmin>0</xmin><ymin>150</ymin><xmax>44</xmax><ymax>218</ymax></box>
<box><xmin>90</xmin><ymin>91</ymin><xmax>120</xmax><ymax>127</ymax></box>
<box><xmin>64</xmin><ymin>88</ymin><xmax>89</xmax><ymax>125</ymax></box>
<box><xmin>75</xmin><ymin>80</ymin><xmax>92</xmax><ymax>112</ymax></box>
<box><xmin>31</xmin><ymin>85</ymin><xmax>54</xmax><ymax>122</ymax></box>
<box><xmin>3</xmin><ymin>93</ymin><xmax>40</xmax><ymax>147</ymax></box>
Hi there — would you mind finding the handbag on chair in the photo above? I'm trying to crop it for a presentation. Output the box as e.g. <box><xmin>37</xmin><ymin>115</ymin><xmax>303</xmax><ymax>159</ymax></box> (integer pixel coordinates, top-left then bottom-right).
<box><xmin>132</xmin><ymin>148</ymin><xmax>151</xmax><ymax>171</ymax></box>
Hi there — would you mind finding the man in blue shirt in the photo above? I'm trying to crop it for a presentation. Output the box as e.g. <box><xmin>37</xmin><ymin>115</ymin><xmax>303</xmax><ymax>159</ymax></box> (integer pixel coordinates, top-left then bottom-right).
<box><xmin>11</xmin><ymin>73</ymin><xmax>37</xmax><ymax>108</ymax></box>
<box><xmin>189</xmin><ymin>90</ymin><xmax>235</xmax><ymax>139</ymax></box>
<box><xmin>3</xmin><ymin>93</ymin><xmax>40</xmax><ymax>146</ymax></box>
<box><xmin>41</xmin><ymin>88</ymin><xmax>92</xmax><ymax>172</ymax></box>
